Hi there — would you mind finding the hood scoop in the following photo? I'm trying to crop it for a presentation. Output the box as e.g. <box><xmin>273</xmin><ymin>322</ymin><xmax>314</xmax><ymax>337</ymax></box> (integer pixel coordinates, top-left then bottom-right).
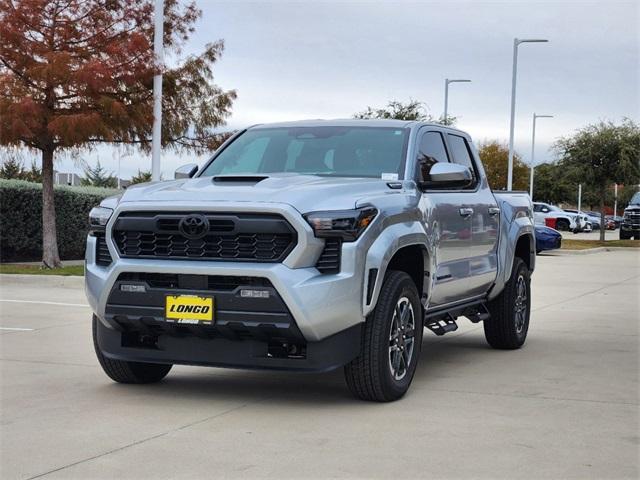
<box><xmin>212</xmin><ymin>175</ymin><xmax>269</xmax><ymax>186</ymax></box>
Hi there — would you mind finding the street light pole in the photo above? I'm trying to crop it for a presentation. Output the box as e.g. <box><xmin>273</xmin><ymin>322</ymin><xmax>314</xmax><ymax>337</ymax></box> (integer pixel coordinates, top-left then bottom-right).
<box><xmin>151</xmin><ymin>0</ymin><xmax>164</xmax><ymax>182</ymax></box>
<box><xmin>443</xmin><ymin>78</ymin><xmax>471</xmax><ymax>125</ymax></box>
<box><xmin>578</xmin><ymin>184</ymin><xmax>582</xmax><ymax>213</ymax></box>
<box><xmin>507</xmin><ymin>38</ymin><xmax>549</xmax><ymax>191</ymax></box>
<box><xmin>529</xmin><ymin>113</ymin><xmax>553</xmax><ymax>198</ymax></box>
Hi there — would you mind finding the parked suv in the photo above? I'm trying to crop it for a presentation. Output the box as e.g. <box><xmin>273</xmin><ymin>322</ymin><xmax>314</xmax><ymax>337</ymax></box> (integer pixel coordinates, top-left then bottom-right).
<box><xmin>86</xmin><ymin>120</ymin><xmax>535</xmax><ymax>401</ymax></box>
<box><xmin>620</xmin><ymin>192</ymin><xmax>640</xmax><ymax>240</ymax></box>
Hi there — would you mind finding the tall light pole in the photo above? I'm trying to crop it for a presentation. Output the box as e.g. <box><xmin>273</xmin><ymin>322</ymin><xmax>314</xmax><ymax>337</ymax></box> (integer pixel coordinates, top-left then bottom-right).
<box><xmin>507</xmin><ymin>38</ymin><xmax>549</xmax><ymax>191</ymax></box>
<box><xmin>529</xmin><ymin>113</ymin><xmax>553</xmax><ymax>198</ymax></box>
<box><xmin>444</xmin><ymin>78</ymin><xmax>471</xmax><ymax>125</ymax></box>
<box><xmin>151</xmin><ymin>0</ymin><xmax>164</xmax><ymax>182</ymax></box>
<box><xmin>577</xmin><ymin>184</ymin><xmax>582</xmax><ymax>213</ymax></box>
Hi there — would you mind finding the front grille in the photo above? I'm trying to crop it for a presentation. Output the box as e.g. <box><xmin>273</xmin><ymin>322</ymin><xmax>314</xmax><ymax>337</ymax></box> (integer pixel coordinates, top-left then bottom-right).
<box><xmin>316</xmin><ymin>238</ymin><xmax>342</xmax><ymax>274</ymax></box>
<box><xmin>95</xmin><ymin>233</ymin><xmax>112</xmax><ymax>266</ymax></box>
<box><xmin>624</xmin><ymin>211</ymin><xmax>640</xmax><ymax>225</ymax></box>
<box><xmin>112</xmin><ymin>212</ymin><xmax>296</xmax><ymax>262</ymax></box>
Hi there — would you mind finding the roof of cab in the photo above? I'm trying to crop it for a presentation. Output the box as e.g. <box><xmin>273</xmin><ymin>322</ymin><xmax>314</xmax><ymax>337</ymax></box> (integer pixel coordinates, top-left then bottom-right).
<box><xmin>247</xmin><ymin>118</ymin><xmax>468</xmax><ymax>135</ymax></box>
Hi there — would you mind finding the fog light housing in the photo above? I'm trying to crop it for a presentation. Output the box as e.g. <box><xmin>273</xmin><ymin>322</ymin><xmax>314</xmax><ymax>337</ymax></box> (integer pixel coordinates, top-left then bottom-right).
<box><xmin>120</xmin><ymin>284</ymin><xmax>147</xmax><ymax>293</ymax></box>
<box><xmin>240</xmin><ymin>289</ymin><xmax>270</xmax><ymax>299</ymax></box>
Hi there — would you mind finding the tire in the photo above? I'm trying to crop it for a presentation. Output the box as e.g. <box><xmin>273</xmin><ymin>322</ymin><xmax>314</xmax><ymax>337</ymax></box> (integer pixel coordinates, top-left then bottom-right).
<box><xmin>555</xmin><ymin>218</ymin><xmax>570</xmax><ymax>231</ymax></box>
<box><xmin>344</xmin><ymin>271</ymin><xmax>423</xmax><ymax>402</ymax></box>
<box><xmin>620</xmin><ymin>229</ymin><xmax>631</xmax><ymax>240</ymax></box>
<box><xmin>92</xmin><ymin>316</ymin><xmax>172</xmax><ymax>384</ymax></box>
<box><xmin>484</xmin><ymin>257</ymin><xmax>531</xmax><ymax>350</ymax></box>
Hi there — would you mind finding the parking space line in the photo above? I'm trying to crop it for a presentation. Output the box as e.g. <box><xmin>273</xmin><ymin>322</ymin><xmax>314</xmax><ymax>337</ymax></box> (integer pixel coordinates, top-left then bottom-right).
<box><xmin>0</xmin><ymin>299</ymin><xmax>88</xmax><ymax>308</ymax></box>
<box><xmin>0</xmin><ymin>327</ymin><xmax>34</xmax><ymax>331</ymax></box>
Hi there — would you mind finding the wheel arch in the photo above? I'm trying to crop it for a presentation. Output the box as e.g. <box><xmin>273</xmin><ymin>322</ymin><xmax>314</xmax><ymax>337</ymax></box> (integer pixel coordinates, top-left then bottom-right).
<box><xmin>362</xmin><ymin>222</ymin><xmax>432</xmax><ymax>317</ymax></box>
<box><xmin>514</xmin><ymin>232</ymin><xmax>535</xmax><ymax>271</ymax></box>
<box><xmin>489</xmin><ymin>217</ymin><xmax>535</xmax><ymax>302</ymax></box>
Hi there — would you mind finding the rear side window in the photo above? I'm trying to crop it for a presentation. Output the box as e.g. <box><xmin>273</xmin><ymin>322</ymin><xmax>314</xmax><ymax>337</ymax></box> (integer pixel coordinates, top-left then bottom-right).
<box><xmin>416</xmin><ymin>131</ymin><xmax>449</xmax><ymax>180</ymax></box>
<box><xmin>447</xmin><ymin>134</ymin><xmax>477</xmax><ymax>186</ymax></box>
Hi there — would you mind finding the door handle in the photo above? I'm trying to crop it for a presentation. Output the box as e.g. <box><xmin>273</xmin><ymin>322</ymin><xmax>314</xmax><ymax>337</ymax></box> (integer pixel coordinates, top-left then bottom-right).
<box><xmin>459</xmin><ymin>207</ymin><xmax>474</xmax><ymax>217</ymax></box>
<box><xmin>488</xmin><ymin>207</ymin><xmax>501</xmax><ymax>216</ymax></box>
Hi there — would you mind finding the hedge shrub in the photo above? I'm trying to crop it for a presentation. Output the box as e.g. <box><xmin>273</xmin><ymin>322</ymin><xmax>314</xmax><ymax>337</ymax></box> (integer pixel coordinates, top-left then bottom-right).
<box><xmin>0</xmin><ymin>179</ymin><xmax>119</xmax><ymax>262</ymax></box>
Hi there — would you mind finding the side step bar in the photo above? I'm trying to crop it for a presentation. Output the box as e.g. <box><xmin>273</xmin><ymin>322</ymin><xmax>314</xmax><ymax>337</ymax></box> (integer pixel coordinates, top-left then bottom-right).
<box><xmin>424</xmin><ymin>299</ymin><xmax>490</xmax><ymax>336</ymax></box>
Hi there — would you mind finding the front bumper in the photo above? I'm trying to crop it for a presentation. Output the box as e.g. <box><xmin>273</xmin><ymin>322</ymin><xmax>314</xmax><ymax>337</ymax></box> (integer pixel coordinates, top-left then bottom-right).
<box><xmin>85</xmin><ymin>202</ymin><xmax>369</xmax><ymax>343</ymax></box>
<box><xmin>94</xmin><ymin>313</ymin><xmax>361</xmax><ymax>372</ymax></box>
<box><xmin>621</xmin><ymin>222</ymin><xmax>640</xmax><ymax>232</ymax></box>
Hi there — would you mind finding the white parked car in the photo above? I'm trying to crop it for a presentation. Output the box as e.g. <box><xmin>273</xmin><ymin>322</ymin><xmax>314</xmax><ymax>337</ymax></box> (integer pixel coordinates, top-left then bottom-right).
<box><xmin>565</xmin><ymin>209</ymin><xmax>601</xmax><ymax>230</ymax></box>
<box><xmin>533</xmin><ymin>202</ymin><xmax>587</xmax><ymax>232</ymax></box>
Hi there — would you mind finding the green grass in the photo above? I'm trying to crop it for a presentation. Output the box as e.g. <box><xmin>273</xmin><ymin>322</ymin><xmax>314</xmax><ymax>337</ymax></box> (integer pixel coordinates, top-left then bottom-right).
<box><xmin>561</xmin><ymin>239</ymin><xmax>640</xmax><ymax>250</ymax></box>
<box><xmin>0</xmin><ymin>264</ymin><xmax>84</xmax><ymax>276</ymax></box>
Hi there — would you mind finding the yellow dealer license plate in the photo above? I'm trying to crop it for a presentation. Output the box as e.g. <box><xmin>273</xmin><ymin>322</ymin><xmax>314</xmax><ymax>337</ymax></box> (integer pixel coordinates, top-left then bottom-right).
<box><xmin>165</xmin><ymin>295</ymin><xmax>214</xmax><ymax>324</ymax></box>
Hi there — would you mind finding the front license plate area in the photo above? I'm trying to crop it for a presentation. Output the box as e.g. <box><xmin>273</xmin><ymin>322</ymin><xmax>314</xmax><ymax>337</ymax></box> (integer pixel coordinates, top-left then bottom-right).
<box><xmin>165</xmin><ymin>295</ymin><xmax>214</xmax><ymax>324</ymax></box>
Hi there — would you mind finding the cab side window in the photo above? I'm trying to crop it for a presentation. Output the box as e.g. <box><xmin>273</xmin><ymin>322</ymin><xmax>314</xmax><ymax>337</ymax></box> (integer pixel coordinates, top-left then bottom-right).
<box><xmin>417</xmin><ymin>131</ymin><xmax>449</xmax><ymax>181</ymax></box>
<box><xmin>447</xmin><ymin>134</ymin><xmax>478</xmax><ymax>188</ymax></box>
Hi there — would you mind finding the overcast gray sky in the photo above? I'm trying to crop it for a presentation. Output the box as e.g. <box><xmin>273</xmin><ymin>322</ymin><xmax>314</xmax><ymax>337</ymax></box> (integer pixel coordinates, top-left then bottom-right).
<box><xmin>48</xmin><ymin>0</ymin><xmax>640</xmax><ymax>179</ymax></box>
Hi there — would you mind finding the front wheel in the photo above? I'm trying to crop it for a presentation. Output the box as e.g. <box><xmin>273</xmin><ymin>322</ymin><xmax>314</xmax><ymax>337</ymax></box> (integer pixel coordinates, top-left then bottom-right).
<box><xmin>344</xmin><ymin>271</ymin><xmax>423</xmax><ymax>402</ymax></box>
<box><xmin>92</xmin><ymin>316</ymin><xmax>172</xmax><ymax>384</ymax></box>
<box><xmin>620</xmin><ymin>229</ymin><xmax>632</xmax><ymax>240</ymax></box>
<box><xmin>484</xmin><ymin>257</ymin><xmax>531</xmax><ymax>349</ymax></box>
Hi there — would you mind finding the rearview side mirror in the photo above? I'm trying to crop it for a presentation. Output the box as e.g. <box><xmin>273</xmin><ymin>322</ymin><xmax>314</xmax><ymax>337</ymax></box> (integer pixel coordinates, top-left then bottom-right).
<box><xmin>175</xmin><ymin>163</ymin><xmax>198</xmax><ymax>179</ymax></box>
<box><xmin>418</xmin><ymin>162</ymin><xmax>473</xmax><ymax>190</ymax></box>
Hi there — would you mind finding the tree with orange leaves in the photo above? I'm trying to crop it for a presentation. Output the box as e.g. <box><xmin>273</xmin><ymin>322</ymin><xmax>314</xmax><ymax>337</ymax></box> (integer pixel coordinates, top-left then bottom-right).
<box><xmin>0</xmin><ymin>0</ymin><xmax>236</xmax><ymax>267</ymax></box>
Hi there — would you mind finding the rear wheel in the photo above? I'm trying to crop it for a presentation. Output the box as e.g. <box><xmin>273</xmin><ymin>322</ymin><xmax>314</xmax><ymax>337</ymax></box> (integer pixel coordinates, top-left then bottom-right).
<box><xmin>555</xmin><ymin>218</ymin><xmax>570</xmax><ymax>231</ymax></box>
<box><xmin>344</xmin><ymin>271</ymin><xmax>423</xmax><ymax>402</ymax></box>
<box><xmin>484</xmin><ymin>257</ymin><xmax>531</xmax><ymax>349</ymax></box>
<box><xmin>92</xmin><ymin>316</ymin><xmax>172</xmax><ymax>384</ymax></box>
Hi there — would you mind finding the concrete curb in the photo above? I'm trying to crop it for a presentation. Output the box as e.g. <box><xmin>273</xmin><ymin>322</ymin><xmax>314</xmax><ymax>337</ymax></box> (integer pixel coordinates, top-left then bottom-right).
<box><xmin>551</xmin><ymin>247</ymin><xmax>638</xmax><ymax>256</ymax></box>
<box><xmin>0</xmin><ymin>274</ymin><xmax>84</xmax><ymax>289</ymax></box>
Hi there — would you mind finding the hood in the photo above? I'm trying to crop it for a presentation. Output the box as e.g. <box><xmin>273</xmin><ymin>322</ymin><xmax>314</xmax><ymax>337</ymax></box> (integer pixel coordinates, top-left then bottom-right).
<box><xmin>118</xmin><ymin>173</ymin><xmax>400</xmax><ymax>213</ymax></box>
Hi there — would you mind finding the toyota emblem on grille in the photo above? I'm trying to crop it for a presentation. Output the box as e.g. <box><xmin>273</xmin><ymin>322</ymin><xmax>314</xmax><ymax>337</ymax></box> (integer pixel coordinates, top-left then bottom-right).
<box><xmin>179</xmin><ymin>214</ymin><xmax>209</xmax><ymax>239</ymax></box>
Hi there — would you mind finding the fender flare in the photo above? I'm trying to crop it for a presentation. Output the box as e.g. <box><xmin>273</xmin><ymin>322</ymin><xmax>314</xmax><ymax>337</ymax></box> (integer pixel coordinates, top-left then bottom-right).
<box><xmin>362</xmin><ymin>222</ymin><xmax>433</xmax><ymax>316</ymax></box>
<box><xmin>489</xmin><ymin>217</ymin><xmax>535</xmax><ymax>301</ymax></box>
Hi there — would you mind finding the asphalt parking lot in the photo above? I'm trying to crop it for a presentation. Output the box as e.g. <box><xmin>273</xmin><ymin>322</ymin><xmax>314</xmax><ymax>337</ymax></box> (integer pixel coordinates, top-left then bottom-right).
<box><xmin>1</xmin><ymin>250</ymin><xmax>638</xmax><ymax>480</ymax></box>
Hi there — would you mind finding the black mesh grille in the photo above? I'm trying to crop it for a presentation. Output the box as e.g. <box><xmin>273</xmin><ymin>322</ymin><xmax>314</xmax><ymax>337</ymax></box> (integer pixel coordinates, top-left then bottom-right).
<box><xmin>316</xmin><ymin>238</ymin><xmax>342</xmax><ymax>274</ymax></box>
<box><xmin>625</xmin><ymin>210</ymin><xmax>640</xmax><ymax>225</ymax></box>
<box><xmin>112</xmin><ymin>212</ymin><xmax>296</xmax><ymax>262</ymax></box>
<box><xmin>95</xmin><ymin>233</ymin><xmax>112</xmax><ymax>266</ymax></box>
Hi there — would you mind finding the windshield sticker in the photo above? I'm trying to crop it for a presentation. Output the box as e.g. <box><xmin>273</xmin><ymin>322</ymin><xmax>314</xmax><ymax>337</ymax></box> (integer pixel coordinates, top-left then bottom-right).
<box><xmin>381</xmin><ymin>173</ymin><xmax>399</xmax><ymax>181</ymax></box>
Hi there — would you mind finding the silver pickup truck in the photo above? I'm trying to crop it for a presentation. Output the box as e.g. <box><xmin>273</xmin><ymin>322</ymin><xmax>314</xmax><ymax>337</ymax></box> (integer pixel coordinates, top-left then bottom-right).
<box><xmin>86</xmin><ymin>119</ymin><xmax>535</xmax><ymax>401</ymax></box>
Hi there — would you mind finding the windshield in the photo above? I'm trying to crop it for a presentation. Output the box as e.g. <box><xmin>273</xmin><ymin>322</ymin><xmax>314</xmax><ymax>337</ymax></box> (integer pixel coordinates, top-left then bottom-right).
<box><xmin>630</xmin><ymin>192</ymin><xmax>640</xmax><ymax>205</ymax></box>
<box><xmin>200</xmin><ymin>126</ymin><xmax>410</xmax><ymax>178</ymax></box>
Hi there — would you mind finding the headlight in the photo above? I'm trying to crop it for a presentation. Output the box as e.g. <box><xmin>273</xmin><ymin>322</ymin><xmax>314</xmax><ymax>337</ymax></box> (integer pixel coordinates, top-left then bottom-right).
<box><xmin>89</xmin><ymin>206</ymin><xmax>113</xmax><ymax>233</ymax></box>
<box><xmin>304</xmin><ymin>207</ymin><xmax>377</xmax><ymax>241</ymax></box>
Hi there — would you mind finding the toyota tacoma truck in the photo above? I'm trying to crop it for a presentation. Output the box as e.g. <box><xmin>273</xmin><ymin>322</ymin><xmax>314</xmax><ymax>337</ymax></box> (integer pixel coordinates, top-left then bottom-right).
<box><xmin>86</xmin><ymin>119</ymin><xmax>535</xmax><ymax>402</ymax></box>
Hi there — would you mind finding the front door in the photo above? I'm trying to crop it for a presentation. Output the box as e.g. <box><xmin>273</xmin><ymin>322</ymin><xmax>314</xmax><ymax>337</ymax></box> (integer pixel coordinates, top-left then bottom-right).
<box><xmin>416</xmin><ymin>129</ymin><xmax>472</xmax><ymax>307</ymax></box>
